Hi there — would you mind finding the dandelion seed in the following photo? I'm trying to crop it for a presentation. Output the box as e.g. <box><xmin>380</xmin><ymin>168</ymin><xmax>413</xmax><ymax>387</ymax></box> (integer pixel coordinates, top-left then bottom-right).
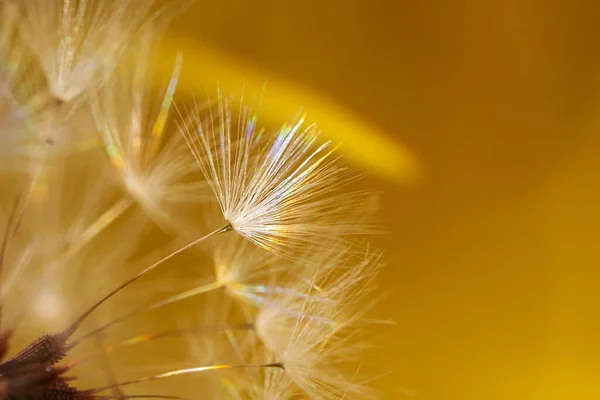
<box><xmin>181</xmin><ymin>92</ymin><xmax>379</xmax><ymax>258</ymax></box>
<box><xmin>17</xmin><ymin>0</ymin><xmax>159</xmax><ymax>105</ymax></box>
<box><xmin>255</xmin><ymin>251</ymin><xmax>381</xmax><ymax>399</ymax></box>
<box><xmin>91</xmin><ymin>31</ymin><xmax>210</xmax><ymax>235</ymax></box>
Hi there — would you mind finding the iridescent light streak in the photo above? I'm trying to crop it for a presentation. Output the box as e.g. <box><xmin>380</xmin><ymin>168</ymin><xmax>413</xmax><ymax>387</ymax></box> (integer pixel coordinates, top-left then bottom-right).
<box><xmin>147</xmin><ymin>52</ymin><xmax>182</xmax><ymax>160</ymax></box>
<box><xmin>245</xmin><ymin>114</ymin><xmax>257</xmax><ymax>139</ymax></box>
<box><xmin>87</xmin><ymin>363</ymin><xmax>284</xmax><ymax>394</ymax></box>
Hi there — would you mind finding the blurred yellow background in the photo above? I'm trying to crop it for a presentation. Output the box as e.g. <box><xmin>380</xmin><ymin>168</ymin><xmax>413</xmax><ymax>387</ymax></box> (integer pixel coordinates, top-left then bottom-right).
<box><xmin>156</xmin><ymin>1</ymin><xmax>600</xmax><ymax>399</ymax></box>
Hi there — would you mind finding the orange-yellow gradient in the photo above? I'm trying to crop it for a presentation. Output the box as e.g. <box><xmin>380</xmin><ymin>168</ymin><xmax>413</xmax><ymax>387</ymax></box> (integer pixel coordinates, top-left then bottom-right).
<box><xmin>158</xmin><ymin>1</ymin><xmax>600</xmax><ymax>399</ymax></box>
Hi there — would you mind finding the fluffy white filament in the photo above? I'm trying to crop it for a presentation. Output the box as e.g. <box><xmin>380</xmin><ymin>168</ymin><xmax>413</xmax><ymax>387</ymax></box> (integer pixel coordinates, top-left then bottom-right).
<box><xmin>181</xmin><ymin>93</ymin><xmax>378</xmax><ymax>258</ymax></box>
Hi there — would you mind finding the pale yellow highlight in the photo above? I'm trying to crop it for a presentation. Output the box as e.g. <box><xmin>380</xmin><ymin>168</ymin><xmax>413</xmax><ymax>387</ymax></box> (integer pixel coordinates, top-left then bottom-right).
<box><xmin>155</xmin><ymin>37</ymin><xmax>417</xmax><ymax>182</ymax></box>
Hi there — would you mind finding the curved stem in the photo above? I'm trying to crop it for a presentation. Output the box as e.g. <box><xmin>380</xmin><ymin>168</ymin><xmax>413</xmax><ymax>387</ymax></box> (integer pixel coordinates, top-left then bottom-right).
<box><xmin>64</xmin><ymin>223</ymin><xmax>232</xmax><ymax>338</ymax></box>
<box><xmin>75</xmin><ymin>280</ymin><xmax>225</xmax><ymax>344</ymax></box>
<box><xmin>86</xmin><ymin>363</ymin><xmax>283</xmax><ymax>395</ymax></box>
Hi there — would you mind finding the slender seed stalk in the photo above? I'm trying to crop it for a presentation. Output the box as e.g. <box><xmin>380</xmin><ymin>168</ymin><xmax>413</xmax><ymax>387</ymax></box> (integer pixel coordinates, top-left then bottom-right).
<box><xmin>85</xmin><ymin>363</ymin><xmax>284</xmax><ymax>395</ymax></box>
<box><xmin>75</xmin><ymin>279</ymin><xmax>227</xmax><ymax>343</ymax></box>
<box><xmin>64</xmin><ymin>223</ymin><xmax>232</xmax><ymax>338</ymax></box>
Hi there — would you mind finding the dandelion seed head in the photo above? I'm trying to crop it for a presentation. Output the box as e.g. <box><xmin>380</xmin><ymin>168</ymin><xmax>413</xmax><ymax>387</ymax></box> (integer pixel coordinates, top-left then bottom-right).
<box><xmin>182</xmin><ymin>93</ymin><xmax>378</xmax><ymax>258</ymax></box>
<box><xmin>256</xmin><ymin>305</ymin><xmax>369</xmax><ymax>400</ymax></box>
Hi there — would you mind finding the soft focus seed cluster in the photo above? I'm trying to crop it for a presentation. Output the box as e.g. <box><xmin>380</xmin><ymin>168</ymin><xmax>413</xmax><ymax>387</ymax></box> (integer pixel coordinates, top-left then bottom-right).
<box><xmin>0</xmin><ymin>1</ymin><xmax>385</xmax><ymax>399</ymax></box>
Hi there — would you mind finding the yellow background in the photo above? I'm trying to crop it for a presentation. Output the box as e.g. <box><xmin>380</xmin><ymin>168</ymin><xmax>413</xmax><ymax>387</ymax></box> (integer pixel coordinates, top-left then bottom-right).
<box><xmin>156</xmin><ymin>1</ymin><xmax>600</xmax><ymax>399</ymax></box>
